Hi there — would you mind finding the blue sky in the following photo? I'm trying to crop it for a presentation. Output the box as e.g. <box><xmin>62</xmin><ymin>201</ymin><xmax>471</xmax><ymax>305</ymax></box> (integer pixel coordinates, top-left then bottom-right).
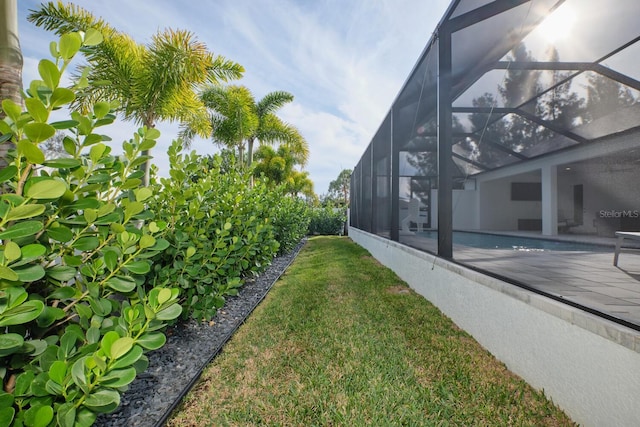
<box><xmin>17</xmin><ymin>0</ymin><xmax>450</xmax><ymax>194</ymax></box>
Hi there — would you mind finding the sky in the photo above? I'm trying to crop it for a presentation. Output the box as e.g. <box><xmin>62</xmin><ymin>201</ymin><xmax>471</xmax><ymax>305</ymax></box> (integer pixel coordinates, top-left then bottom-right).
<box><xmin>16</xmin><ymin>0</ymin><xmax>451</xmax><ymax>195</ymax></box>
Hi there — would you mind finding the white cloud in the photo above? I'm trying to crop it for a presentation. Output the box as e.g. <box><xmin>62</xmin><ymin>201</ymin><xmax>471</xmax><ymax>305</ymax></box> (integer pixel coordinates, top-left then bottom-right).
<box><xmin>280</xmin><ymin>103</ymin><xmax>366</xmax><ymax>194</ymax></box>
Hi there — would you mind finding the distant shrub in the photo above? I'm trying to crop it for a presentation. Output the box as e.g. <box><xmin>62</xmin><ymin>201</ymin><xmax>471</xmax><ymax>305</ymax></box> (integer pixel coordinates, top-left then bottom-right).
<box><xmin>308</xmin><ymin>207</ymin><xmax>346</xmax><ymax>235</ymax></box>
<box><xmin>269</xmin><ymin>194</ymin><xmax>310</xmax><ymax>255</ymax></box>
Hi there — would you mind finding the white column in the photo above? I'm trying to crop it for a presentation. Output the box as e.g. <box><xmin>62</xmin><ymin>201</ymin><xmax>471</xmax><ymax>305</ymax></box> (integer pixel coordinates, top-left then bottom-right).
<box><xmin>541</xmin><ymin>164</ymin><xmax>558</xmax><ymax>236</ymax></box>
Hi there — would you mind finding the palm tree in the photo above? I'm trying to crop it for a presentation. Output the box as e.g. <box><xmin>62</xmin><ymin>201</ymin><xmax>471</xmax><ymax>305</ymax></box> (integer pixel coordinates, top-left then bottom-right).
<box><xmin>287</xmin><ymin>169</ymin><xmax>314</xmax><ymax>199</ymax></box>
<box><xmin>185</xmin><ymin>84</ymin><xmax>308</xmax><ymax>169</ymax></box>
<box><xmin>253</xmin><ymin>144</ymin><xmax>313</xmax><ymax>198</ymax></box>
<box><xmin>0</xmin><ymin>0</ymin><xmax>23</xmax><ymax>167</ymax></box>
<box><xmin>28</xmin><ymin>2</ymin><xmax>244</xmax><ymax>184</ymax></box>
<box><xmin>196</xmin><ymin>85</ymin><xmax>258</xmax><ymax>165</ymax></box>
<box><xmin>253</xmin><ymin>144</ymin><xmax>293</xmax><ymax>184</ymax></box>
<box><xmin>247</xmin><ymin>90</ymin><xmax>296</xmax><ymax>167</ymax></box>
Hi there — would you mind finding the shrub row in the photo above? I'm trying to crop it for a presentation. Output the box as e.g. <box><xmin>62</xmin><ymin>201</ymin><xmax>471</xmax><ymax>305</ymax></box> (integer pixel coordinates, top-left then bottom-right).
<box><xmin>308</xmin><ymin>206</ymin><xmax>346</xmax><ymax>235</ymax></box>
<box><xmin>147</xmin><ymin>143</ymin><xmax>309</xmax><ymax>321</ymax></box>
<box><xmin>0</xmin><ymin>32</ymin><xmax>309</xmax><ymax>427</ymax></box>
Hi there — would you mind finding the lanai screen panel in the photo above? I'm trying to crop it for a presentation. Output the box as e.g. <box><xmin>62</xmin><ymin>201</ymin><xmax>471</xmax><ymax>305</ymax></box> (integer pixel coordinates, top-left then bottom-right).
<box><xmin>447</xmin><ymin>0</ymin><xmax>640</xmax><ymax>328</ymax></box>
<box><xmin>361</xmin><ymin>145</ymin><xmax>373</xmax><ymax>233</ymax></box>
<box><xmin>451</xmin><ymin>0</ymin><xmax>640</xmax><ymax>174</ymax></box>
<box><xmin>372</xmin><ymin>114</ymin><xmax>392</xmax><ymax>237</ymax></box>
<box><xmin>351</xmin><ymin>0</ymin><xmax>640</xmax><ymax>227</ymax></box>
<box><xmin>350</xmin><ymin>162</ymin><xmax>361</xmax><ymax>230</ymax></box>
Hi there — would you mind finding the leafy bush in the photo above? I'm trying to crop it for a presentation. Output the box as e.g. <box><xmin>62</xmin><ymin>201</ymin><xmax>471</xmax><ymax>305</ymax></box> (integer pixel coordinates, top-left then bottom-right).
<box><xmin>267</xmin><ymin>190</ymin><xmax>309</xmax><ymax>255</ymax></box>
<box><xmin>0</xmin><ymin>32</ymin><xmax>181</xmax><ymax>427</ymax></box>
<box><xmin>148</xmin><ymin>144</ymin><xmax>280</xmax><ymax>321</ymax></box>
<box><xmin>307</xmin><ymin>207</ymin><xmax>346</xmax><ymax>235</ymax></box>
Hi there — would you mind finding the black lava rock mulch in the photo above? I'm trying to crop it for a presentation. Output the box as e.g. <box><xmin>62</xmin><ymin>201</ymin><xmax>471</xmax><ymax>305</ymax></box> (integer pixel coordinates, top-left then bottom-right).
<box><xmin>94</xmin><ymin>239</ymin><xmax>306</xmax><ymax>427</ymax></box>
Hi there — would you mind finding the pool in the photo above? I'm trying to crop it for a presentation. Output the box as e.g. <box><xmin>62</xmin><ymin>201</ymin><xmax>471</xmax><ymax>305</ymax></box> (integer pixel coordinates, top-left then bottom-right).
<box><xmin>419</xmin><ymin>231</ymin><xmax>610</xmax><ymax>252</ymax></box>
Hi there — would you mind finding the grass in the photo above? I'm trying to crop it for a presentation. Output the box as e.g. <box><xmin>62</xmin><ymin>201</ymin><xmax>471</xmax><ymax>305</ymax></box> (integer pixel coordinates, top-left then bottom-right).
<box><xmin>167</xmin><ymin>236</ymin><xmax>576</xmax><ymax>426</ymax></box>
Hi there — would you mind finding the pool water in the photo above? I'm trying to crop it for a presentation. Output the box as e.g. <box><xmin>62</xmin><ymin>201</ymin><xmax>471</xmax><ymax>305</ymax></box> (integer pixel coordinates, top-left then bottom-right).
<box><xmin>419</xmin><ymin>231</ymin><xmax>610</xmax><ymax>252</ymax></box>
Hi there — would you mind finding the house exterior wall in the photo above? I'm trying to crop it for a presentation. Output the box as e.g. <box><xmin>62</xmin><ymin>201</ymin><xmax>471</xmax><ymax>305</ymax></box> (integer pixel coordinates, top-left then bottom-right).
<box><xmin>573</xmin><ymin>167</ymin><xmax>640</xmax><ymax>236</ymax></box>
<box><xmin>429</xmin><ymin>188</ymin><xmax>479</xmax><ymax>230</ymax></box>
<box><xmin>478</xmin><ymin>173</ymin><xmax>542</xmax><ymax>230</ymax></box>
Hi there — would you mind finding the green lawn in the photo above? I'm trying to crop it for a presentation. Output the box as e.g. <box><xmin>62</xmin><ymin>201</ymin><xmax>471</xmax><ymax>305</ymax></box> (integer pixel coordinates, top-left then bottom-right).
<box><xmin>168</xmin><ymin>236</ymin><xmax>575</xmax><ymax>426</ymax></box>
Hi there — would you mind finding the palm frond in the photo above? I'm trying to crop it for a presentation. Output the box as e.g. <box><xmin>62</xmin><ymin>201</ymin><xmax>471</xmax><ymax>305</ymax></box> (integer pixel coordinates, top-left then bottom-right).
<box><xmin>167</xmin><ymin>90</ymin><xmax>212</xmax><ymax>137</ymax></box>
<box><xmin>200</xmin><ymin>85</ymin><xmax>230</xmax><ymax>110</ymax></box>
<box><xmin>280</xmin><ymin>125</ymin><xmax>309</xmax><ymax>167</ymax></box>
<box><xmin>177</xmin><ymin>109</ymin><xmax>212</xmax><ymax>149</ymax></box>
<box><xmin>256</xmin><ymin>91</ymin><xmax>294</xmax><ymax>117</ymax></box>
<box><xmin>207</xmin><ymin>56</ymin><xmax>244</xmax><ymax>83</ymax></box>
<box><xmin>198</xmin><ymin>85</ymin><xmax>258</xmax><ymax>145</ymax></box>
<box><xmin>255</xmin><ymin>113</ymin><xmax>287</xmax><ymax>144</ymax></box>
<box><xmin>81</xmin><ymin>33</ymin><xmax>143</xmax><ymax>116</ymax></box>
<box><xmin>28</xmin><ymin>1</ymin><xmax>111</xmax><ymax>35</ymax></box>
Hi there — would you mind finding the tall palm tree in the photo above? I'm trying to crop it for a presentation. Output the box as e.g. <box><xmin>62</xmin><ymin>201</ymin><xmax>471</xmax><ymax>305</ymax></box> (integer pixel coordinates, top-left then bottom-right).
<box><xmin>185</xmin><ymin>84</ymin><xmax>309</xmax><ymax>168</ymax></box>
<box><xmin>28</xmin><ymin>2</ymin><xmax>244</xmax><ymax>184</ymax></box>
<box><xmin>247</xmin><ymin>90</ymin><xmax>295</xmax><ymax>167</ymax></box>
<box><xmin>196</xmin><ymin>85</ymin><xmax>258</xmax><ymax>165</ymax></box>
<box><xmin>0</xmin><ymin>0</ymin><xmax>23</xmax><ymax>167</ymax></box>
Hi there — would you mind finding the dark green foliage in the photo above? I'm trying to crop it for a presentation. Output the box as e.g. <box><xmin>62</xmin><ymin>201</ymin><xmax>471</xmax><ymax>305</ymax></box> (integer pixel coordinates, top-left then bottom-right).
<box><xmin>326</xmin><ymin>168</ymin><xmax>351</xmax><ymax>207</ymax></box>
<box><xmin>0</xmin><ymin>27</ymin><xmax>310</xmax><ymax>426</ymax></box>
<box><xmin>270</xmin><ymin>195</ymin><xmax>309</xmax><ymax>255</ymax></box>
<box><xmin>307</xmin><ymin>207</ymin><xmax>346</xmax><ymax>235</ymax></box>
<box><xmin>148</xmin><ymin>142</ymin><xmax>308</xmax><ymax>321</ymax></box>
<box><xmin>0</xmin><ymin>32</ymin><xmax>182</xmax><ymax>427</ymax></box>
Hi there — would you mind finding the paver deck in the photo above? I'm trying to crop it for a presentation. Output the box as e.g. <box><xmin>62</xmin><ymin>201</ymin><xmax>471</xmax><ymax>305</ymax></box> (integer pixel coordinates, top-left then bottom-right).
<box><xmin>398</xmin><ymin>232</ymin><xmax>640</xmax><ymax>327</ymax></box>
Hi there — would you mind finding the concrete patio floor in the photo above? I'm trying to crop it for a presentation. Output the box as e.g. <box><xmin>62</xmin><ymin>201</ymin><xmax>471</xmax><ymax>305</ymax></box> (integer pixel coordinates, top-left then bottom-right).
<box><xmin>398</xmin><ymin>232</ymin><xmax>640</xmax><ymax>328</ymax></box>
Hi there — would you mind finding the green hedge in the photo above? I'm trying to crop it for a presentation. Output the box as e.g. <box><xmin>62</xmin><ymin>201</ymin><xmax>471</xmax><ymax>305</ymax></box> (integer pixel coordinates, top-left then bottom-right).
<box><xmin>148</xmin><ymin>143</ymin><xmax>309</xmax><ymax>321</ymax></box>
<box><xmin>307</xmin><ymin>207</ymin><xmax>346</xmax><ymax>235</ymax></box>
<box><xmin>0</xmin><ymin>32</ymin><xmax>181</xmax><ymax>427</ymax></box>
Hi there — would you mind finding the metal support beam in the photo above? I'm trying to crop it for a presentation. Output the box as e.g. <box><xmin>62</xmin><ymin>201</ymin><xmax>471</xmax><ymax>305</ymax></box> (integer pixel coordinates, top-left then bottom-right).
<box><xmin>517</xmin><ymin>109</ymin><xmax>589</xmax><ymax>144</ymax></box>
<box><xmin>452</xmin><ymin>152</ymin><xmax>489</xmax><ymax>172</ymax></box>
<box><xmin>495</xmin><ymin>60</ymin><xmax>591</xmax><ymax>71</ymax></box>
<box><xmin>452</xmin><ymin>106</ymin><xmax>589</xmax><ymax>144</ymax></box>
<box><xmin>448</xmin><ymin>0</ymin><xmax>532</xmax><ymax>33</ymax></box>
<box><xmin>437</xmin><ymin>25</ymin><xmax>453</xmax><ymax>259</ymax></box>
<box><xmin>593</xmin><ymin>64</ymin><xmax>640</xmax><ymax>92</ymax></box>
<box><xmin>474</xmin><ymin>136</ymin><xmax>529</xmax><ymax>160</ymax></box>
<box><xmin>495</xmin><ymin>61</ymin><xmax>640</xmax><ymax>92</ymax></box>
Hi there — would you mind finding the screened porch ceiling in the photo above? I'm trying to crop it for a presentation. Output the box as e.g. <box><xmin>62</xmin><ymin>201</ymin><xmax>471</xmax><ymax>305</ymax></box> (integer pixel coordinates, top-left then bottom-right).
<box><xmin>392</xmin><ymin>0</ymin><xmax>640</xmax><ymax>180</ymax></box>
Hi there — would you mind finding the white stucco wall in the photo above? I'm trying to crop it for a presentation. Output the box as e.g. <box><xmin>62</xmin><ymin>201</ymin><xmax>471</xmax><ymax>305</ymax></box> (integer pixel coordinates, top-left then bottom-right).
<box><xmin>477</xmin><ymin>171</ymin><xmax>542</xmax><ymax>231</ymax></box>
<box><xmin>430</xmin><ymin>188</ymin><xmax>480</xmax><ymax>230</ymax></box>
<box><xmin>350</xmin><ymin>227</ymin><xmax>640</xmax><ymax>427</ymax></box>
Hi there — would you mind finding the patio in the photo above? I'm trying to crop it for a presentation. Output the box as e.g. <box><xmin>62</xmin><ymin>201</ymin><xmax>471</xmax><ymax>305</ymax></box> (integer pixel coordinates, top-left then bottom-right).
<box><xmin>399</xmin><ymin>232</ymin><xmax>640</xmax><ymax>328</ymax></box>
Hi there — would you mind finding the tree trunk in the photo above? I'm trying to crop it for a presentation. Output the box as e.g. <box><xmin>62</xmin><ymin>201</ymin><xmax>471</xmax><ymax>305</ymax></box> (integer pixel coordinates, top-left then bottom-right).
<box><xmin>238</xmin><ymin>144</ymin><xmax>245</xmax><ymax>169</ymax></box>
<box><xmin>0</xmin><ymin>0</ymin><xmax>23</xmax><ymax>168</ymax></box>
<box><xmin>246</xmin><ymin>137</ymin><xmax>255</xmax><ymax>167</ymax></box>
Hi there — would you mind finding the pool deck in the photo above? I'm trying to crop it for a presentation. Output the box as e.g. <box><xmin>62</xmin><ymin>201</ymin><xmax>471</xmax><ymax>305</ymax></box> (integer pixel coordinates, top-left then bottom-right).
<box><xmin>399</xmin><ymin>231</ymin><xmax>640</xmax><ymax>327</ymax></box>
